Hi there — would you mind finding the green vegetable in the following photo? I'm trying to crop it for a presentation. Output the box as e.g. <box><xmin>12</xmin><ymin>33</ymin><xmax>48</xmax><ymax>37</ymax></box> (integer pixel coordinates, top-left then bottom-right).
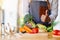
<box><xmin>47</xmin><ymin>26</ymin><xmax>53</xmax><ymax>32</ymax></box>
<box><xmin>17</xmin><ymin>17</ymin><xmax>26</xmax><ymax>27</ymax></box>
<box><xmin>37</xmin><ymin>24</ymin><xmax>47</xmax><ymax>30</ymax></box>
<box><xmin>53</xmin><ymin>21</ymin><xmax>60</xmax><ymax>27</ymax></box>
<box><xmin>24</xmin><ymin>14</ymin><xmax>36</xmax><ymax>28</ymax></box>
<box><xmin>24</xmin><ymin>14</ymin><xmax>33</xmax><ymax>23</ymax></box>
<box><xmin>20</xmin><ymin>18</ymin><xmax>25</xmax><ymax>27</ymax></box>
<box><xmin>37</xmin><ymin>24</ymin><xmax>47</xmax><ymax>32</ymax></box>
<box><xmin>47</xmin><ymin>26</ymin><xmax>53</xmax><ymax>30</ymax></box>
<box><xmin>29</xmin><ymin>21</ymin><xmax>36</xmax><ymax>28</ymax></box>
<box><xmin>47</xmin><ymin>21</ymin><xmax>56</xmax><ymax>32</ymax></box>
<box><xmin>47</xmin><ymin>21</ymin><xmax>58</xmax><ymax>32</ymax></box>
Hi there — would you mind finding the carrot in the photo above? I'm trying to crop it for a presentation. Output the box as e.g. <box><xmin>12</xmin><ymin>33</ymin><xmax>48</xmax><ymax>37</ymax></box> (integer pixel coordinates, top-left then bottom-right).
<box><xmin>19</xmin><ymin>27</ymin><xmax>25</xmax><ymax>32</ymax></box>
<box><xmin>26</xmin><ymin>30</ymin><xmax>29</xmax><ymax>33</ymax></box>
<box><xmin>24</xmin><ymin>25</ymin><xmax>32</xmax><ymax>33</ymax></box>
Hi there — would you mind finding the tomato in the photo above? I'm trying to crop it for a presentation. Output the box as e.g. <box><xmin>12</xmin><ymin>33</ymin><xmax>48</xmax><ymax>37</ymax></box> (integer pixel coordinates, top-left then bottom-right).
<box><xmin>32</xmin><ymin>28</ymin><xmax>39</xmax><ymax>33</ymax></box>
<box><xmin>53</xmin><ymin>30</ymin><xmax>60</xmax><ymax>36</ymax></box>
<box><xmin>29</xmin><ymin>28</ymin><xmax>39</xmax><ymax>34</ymax></box>
<box><xmin>57</xmin><ymin>32</ymin><xmax>60</xmax><ymax>36</ymax></box>
<box><xmin>53</xmin><ymin>30</ymin><xmax>59</xmax><ymax>35</ymax></box>
<box><xmin>29</xmin><ymin>32</ymin><xmax>35</xmax><ymax>34</ymax></box>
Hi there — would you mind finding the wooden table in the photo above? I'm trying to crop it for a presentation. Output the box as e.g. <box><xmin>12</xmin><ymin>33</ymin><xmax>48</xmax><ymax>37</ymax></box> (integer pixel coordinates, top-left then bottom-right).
<box><xmin>0</xmin><ymin>33</ymin><xmax>60</xmax><ymax>40</ymax></box>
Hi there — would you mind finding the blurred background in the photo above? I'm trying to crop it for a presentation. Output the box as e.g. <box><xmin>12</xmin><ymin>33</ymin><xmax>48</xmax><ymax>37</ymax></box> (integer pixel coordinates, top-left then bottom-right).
<box><xmin>0</xmin><ymin>0</ymin><xmax>59</xmax><ymax>35</ymax></box>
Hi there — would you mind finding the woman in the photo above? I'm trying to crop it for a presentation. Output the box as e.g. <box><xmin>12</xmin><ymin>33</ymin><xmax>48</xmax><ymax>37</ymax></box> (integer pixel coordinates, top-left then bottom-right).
<box><xmin>29</xmin><ymin>0</ymin><xmax>58</xmax><ymax>26</ymax></box>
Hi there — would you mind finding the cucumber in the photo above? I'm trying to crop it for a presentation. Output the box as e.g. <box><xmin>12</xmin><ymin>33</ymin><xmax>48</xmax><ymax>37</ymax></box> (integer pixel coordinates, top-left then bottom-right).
<box><xmin>47</xmin><ymin>26</ymin><xmax>53</xmax><ymax>32</ymax></box>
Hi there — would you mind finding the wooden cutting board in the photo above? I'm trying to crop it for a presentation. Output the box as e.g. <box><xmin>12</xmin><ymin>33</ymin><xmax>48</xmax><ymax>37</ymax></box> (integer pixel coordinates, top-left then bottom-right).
<box><xmin>20</xmin><ymin>33</ymin><xmax>48</xmax><ymax>40</ymax></box>
<box><xmin>0</xmin><ymin>33</ymin><xmax>60</xmax><ymax>40</ymax></box>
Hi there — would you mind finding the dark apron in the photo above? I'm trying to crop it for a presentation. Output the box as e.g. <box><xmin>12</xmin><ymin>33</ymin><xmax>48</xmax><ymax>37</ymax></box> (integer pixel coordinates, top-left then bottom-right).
<box><xmin>29</xmin><ymin>1</ymin><xmax>51</xmax><ymax>26</ymax></box>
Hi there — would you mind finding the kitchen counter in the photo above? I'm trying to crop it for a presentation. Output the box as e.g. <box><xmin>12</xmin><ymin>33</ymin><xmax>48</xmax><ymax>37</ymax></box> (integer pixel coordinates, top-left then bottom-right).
<box><xmin>0</xmin><ymin>33</ymin><xmax>60</xmax><ymax>40</ymax></box>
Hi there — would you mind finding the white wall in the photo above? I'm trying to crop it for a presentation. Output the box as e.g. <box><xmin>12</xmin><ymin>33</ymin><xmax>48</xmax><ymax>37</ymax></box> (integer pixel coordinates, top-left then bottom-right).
<box><xmin>53</xmin><ymin>0</ymin><xmax>60</xmax><ymax>30</ymax></box>
<box><xmin>3</xmin><ymin>0</ymin><xmax>18</xmax><ymax>30</ymax></box>
<box><xmin>19</xmin><ymin>0</ymin><xmax>29</xmax><ymax>18</ymax></box>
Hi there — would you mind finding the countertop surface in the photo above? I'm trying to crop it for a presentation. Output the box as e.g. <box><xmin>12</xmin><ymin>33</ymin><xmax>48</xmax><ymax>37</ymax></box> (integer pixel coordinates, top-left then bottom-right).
<box><xmin>0</xmin><ymin>33</ymin><xmax>60</xmax><ymax>40</ymax></box>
